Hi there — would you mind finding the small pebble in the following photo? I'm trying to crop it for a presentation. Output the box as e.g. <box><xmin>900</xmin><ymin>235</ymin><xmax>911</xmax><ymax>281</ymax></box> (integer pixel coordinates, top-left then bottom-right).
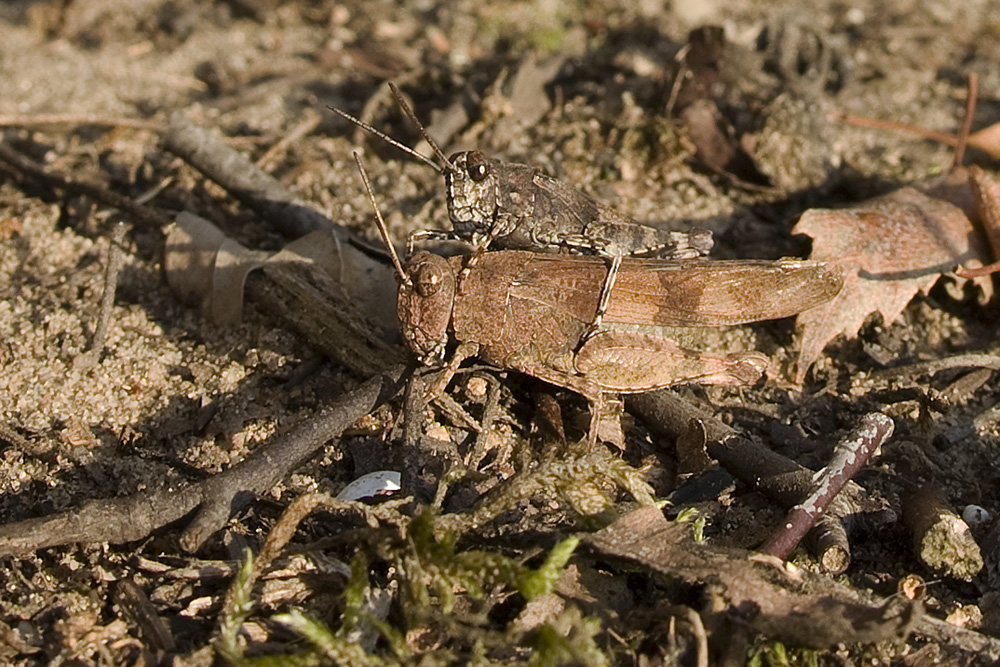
<box><xmin>962</xmin><ymin>505</ymin><xmax>990</xmax><ymax>526</ymax></box>
<box><xmin>336</xmin><ymin>470</ymin><xmax>401</xmax><ymax>501</ymax></box>
<box><xmin>465</xmin><ymin>376</ymin><xmax>488</xmax><ymax>399</ymax></box>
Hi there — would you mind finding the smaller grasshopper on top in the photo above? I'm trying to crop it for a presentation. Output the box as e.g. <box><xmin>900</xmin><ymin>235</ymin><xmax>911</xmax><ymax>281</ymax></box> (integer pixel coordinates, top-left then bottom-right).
<box><xmin>331</xmin><ymin>83</ymin><xmax>713</xmax><ymax>336</ymax></box>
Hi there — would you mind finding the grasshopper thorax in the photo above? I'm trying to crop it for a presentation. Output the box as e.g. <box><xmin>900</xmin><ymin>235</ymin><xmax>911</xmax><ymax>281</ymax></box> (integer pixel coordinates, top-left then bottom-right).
<box><xmin>397</xmin><ymin>251</ymin><xmax>455</xmax><ymax>365</ymax></box>
<box><xmin>445</xmin><ymin>150</ymin><xmax>499</xmax><ymax>238</ymax></box>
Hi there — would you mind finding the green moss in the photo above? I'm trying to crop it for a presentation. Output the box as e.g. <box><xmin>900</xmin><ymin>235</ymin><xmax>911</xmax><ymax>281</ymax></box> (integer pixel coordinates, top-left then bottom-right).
<box><xmin>213</xmin><ymin>443</ymin><xmax>652</xmax><ymax>664</ymax></box>
<box><xmin>216</xmin><ymin>548</ymin><xmax>257</xmax><ymax>664</ymax></box>
<box><xmin>747</xmin><ymin>641</ymin><xmax>820</xmax><ymax>667</ymax></box>
<box><xmin>529</xmin><ymin>606</ymin><xmax>607</xmax><ymax>667</ymax></box>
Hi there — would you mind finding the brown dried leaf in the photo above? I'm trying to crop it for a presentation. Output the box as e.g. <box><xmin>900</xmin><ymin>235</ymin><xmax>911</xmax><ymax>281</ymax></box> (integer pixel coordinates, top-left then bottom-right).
<box><xmin>794</xmin><ymin>187</ymin><xmax>993</xmax><ymax>382</ymax></box>
<box><xmin>164</xmin><ymin>212</ymin><xmax>268</xmax><ymax>326</ymax></box>
<box><xmin>669</xmin><ymin>25</ymin><xmax>770</xmax><ymax>187</ymax></box>
<box><xmin>969</xmin><ymin>165</ymin><xmax>1000</xmax><ymax>260</ymax></box>
<box><xmin>588</xmin><ymin>506</ymin><xmax>919</xmax><ymax>648</ymax></box>
<box><xmin>967</xmin><ymin>122</ymin><xmax>1000</xmax><ymax>160</ymax></box>
<box><xmin>164</xmin><ymin>212</ymin><xmax>398</xmax><ymax>331</ymax></box>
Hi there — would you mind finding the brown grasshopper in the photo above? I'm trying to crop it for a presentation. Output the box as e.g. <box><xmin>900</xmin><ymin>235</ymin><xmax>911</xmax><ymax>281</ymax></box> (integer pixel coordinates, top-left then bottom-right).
<box><xmin>354</xmin><ymin>154</ymin><xmax>843</xmax><ymax>444</ymax></box>
<box><xmin>332</xmin><ymin>83</ymin><xmax>713</xmax><ymax>334</ymax></box>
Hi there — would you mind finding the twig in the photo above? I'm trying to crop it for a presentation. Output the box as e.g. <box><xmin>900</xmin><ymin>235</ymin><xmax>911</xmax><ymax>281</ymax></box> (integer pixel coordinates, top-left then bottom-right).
<box><xmin>113</xmin><ymin>579</ymin><xmax>176</xmax><ymax>652</ymax></box>
<box><xmin>629</xmin><ymin>390</ymin><xmax>886</xmax><ymax>516</ymax></box>
<box><xmin>0</xmin><ymin>140</ymin><xmax>171</xmax><ymax>229</ymax></box>
<box><xmin>0</xmin><ymin>421</ymin><xmax>52</xmax><ymax>456</ymax></box>
<box><xmin>75</xmin><ymin>222</ymin><xmax>129</xmax><ymax>371</ymax></box>
<box><xmin>811</xmin><ymin>513</ymin><xmax>851</xmax><ymax>575</ymax></box>
<box><xmin>0</xmin><ymin>113</ymin><xmax>165</xmax><ymax>131</ymax></box>
<box><xmin>913</xmin><ymin>615</ymin><xmax>1000</xmax><ymax>658</ymax></box>
<box><xmin>246</xmin><ymin>260</ymin><xmax>406</xmax><ymax>377</ymax></box>
<box><xmin>902</xmin><ymin>485</ymin><xmax>983</xmax><ymax>582</ymax></box>
<box><xmin>216</xmin><ymin>491</ymin><xmax>389</xmax><ymax>627</ymax></box>
<box><xmin>431</xmin><ymin>392</ymin><xmax>479</xmax><ymax>432</ymax></box>
<box><xmin>760</xmin><ymin>413</ymin><xmax>893</xmax><ymax>560</ymax></box>
<box><xmin>835</xmin><ymin>111</ymin><xmax>960</xmax><ymax>146</ymax></box>
<box><xmin>869</xmin><ymin>353</ymin><xmax>1000</xmax><ymax>381</ymax></box>
<box><xmin>467</xmin><ymin>374</ymin><xmax>503</xmax><ymax>469</ymax></box>
<box><xmin>0</xmin><ymin>364</ymin><xmax>409</xmax><ymax>556</ymax></box>
<box><xmin>161</xmin><ymin>112</ymin><xmax>335</xmax><ymax>239</ymax></box>
<box><xmin>255</xmin><ymin>109</ymin><xmax>322</xmax><ymax>171</ymax></box>
<box><xmin>178</xmin><ymin>364</ymin><xmax>409</xmax><ymax>551</ymax></box>
<box><xmin>837</xmin><ymin>72</ymin><xmax>983</xmax><ymax>167</ymax></box>
<box><xmin>399</xmin><ymin>372</ymin><xmax>461</xmax><ymax>505</ymax></box>
<box><xmin>951</xmin><ymin>73</ymin><xmax>977</xmax><ymax>169</ymax></box>
<box><xmin>93</xmin><ymin>222</ymin><xmax>128</xmax><ymax>353</ymax></box>
<box><xmin>628</xmin><ymin>390</ymin><xmax>892</xmax><ymax>571</ymax></box>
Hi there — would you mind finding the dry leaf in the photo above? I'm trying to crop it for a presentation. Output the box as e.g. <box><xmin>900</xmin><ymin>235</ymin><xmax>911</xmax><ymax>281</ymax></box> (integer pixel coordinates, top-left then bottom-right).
<box><xmin>669</xmin><ymin>26</ymin><xmax>771</xmax><ymax>187</ymax></box>
<box><xmin>794</xmin><ymin>187</ymin><xmax>993</xmax><ymax>382</ymax></box>
<box><xmin>588</xmin><ymin>506</ymin><xmax>919</xmax><ymax>648</ymax></box>
<box><xmin>967</xmin><ymin>122</ymin><xmax>1000</xmax><ymax>160</ymax></box>
<box><xmin>969</xmin><ymin>165</ymin><xmax>1000</xmax><ymax>260</ymax></box>
<box><xmin>164</xmin><ymin>212</ymin><xmax>398</xmax><ymax>331</ymax></box>
<box><xmin>164</xmin><ymin>212</ymin><xmax>269</xmax><ymax>326</ymax></box>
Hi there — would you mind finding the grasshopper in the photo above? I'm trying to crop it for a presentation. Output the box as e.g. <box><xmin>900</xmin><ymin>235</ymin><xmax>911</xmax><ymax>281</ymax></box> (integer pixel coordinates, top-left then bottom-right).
<box><xmin>354</xmin><ymin>154</ymin><xmax>843</xmax><ymax>444</ymax></box>
<box><xmin>332</xmin><ymin>83</ymin><xmax>713</xmax><ymax>335</ymax></box>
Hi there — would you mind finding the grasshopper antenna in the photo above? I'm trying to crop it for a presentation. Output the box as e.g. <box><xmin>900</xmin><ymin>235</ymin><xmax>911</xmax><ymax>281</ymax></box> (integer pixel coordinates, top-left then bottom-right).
<box><xmin>353</xmin><ymin>152</ymin><xmax>412</xmax><ymax>288</ymax></box>
<box><xmin>388</xmin><ymin>82</ymin><xmax>458</xmax><ymax>173</ymax></box>
<box><xmin>330</xmin><ymin>105</ymin><xmax>443</xmax><ymax>174</ymax></box>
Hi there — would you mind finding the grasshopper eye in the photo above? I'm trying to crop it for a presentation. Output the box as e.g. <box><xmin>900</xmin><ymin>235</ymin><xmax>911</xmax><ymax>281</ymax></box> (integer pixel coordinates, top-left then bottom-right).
<box><xmin>466</xmin><ymin>151</ymin><xmax>490</xmax><ymax>183</ymax></box>
<box><xmin>413</xmin><ymin>262</ymin><xmax>444</xmax><ymax>297</ymax></box>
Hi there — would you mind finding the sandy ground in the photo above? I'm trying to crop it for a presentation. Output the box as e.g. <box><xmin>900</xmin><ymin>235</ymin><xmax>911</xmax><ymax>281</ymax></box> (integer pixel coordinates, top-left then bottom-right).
<box><xmin>1</xmin><ymin>0</ymin><xmax>999</xmax><ymax>664</ymax></box>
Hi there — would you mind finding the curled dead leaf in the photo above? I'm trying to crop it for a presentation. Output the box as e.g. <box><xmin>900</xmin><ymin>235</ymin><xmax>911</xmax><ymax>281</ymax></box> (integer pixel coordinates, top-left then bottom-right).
<box><xmin>793</xmin><ymin>187</ymin><xmax>993</xmax><ymax>383</ymax></box>
<box><xmin>164</xmin><ymin>212</ymin><xmax>398</xmax><ymax>333</ymax></box>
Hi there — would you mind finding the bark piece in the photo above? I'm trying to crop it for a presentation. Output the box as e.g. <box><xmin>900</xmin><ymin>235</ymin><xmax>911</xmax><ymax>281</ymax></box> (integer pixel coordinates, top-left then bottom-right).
<box><xmin>903</xmin><ymin>486</ymin><xmax>984</xmax><ymax>582</ymax></box>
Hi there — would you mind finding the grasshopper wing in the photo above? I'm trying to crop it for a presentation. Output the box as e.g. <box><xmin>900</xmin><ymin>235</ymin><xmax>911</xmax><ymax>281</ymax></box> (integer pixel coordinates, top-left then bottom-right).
<box><xmin>509</xmin><ymin>254</ymin><xmax>842</xmax><ymax>328</ymax></box>
<box><xmin>605</xmin><ymin>258</ymin><xmax>844</xmax><ymax>327</ymax></box>
<box><xmin>575</xmin><ymin>330</ymin><xmax>768</xmax><ymax>391</ymax></box>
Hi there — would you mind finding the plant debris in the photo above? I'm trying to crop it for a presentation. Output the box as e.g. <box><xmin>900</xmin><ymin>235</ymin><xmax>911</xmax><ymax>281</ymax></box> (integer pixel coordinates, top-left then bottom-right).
<box><xmin>2</xmin><ymin>2</ymin><xmax>1000</xmax><ymax>664</ymax></box>
<box><xmin>793</xmin><ymin>185</ymin><xmax>993</xmax><ymax>382</ymax></box>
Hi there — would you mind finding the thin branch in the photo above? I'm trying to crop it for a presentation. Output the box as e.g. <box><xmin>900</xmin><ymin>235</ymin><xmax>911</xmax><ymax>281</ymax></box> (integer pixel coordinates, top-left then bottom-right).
<box><xmin>834</xmin><ymin>111</ymin><xmax>960</xmax><ymax>146</ymax></box>
<box><xmin>161</xmin><ymin>112</ymin><xmax>335</xmax><ymax>239</ymax></box>
<box><xmin>0</xmin><ymin>113</ymin><xmax>165</xmax><ymax>131</ymax></box>
<box><xmin>0</xmin><ymin>365</ymin><xmax>409</xmax><ymax>556</ymax></box>
<box><xmin>75</xmin><ymin>222</ymin><xmax>129</xmax><ymax>370</ymax></box>
<box><xmin>0</xmin><ymin>140</ymin><xmax>171</xmax><ymax>229</ymax></box>
<box><xmin>951</xmin><ymin>72</ymin><xmax>978</xmax><ymax>169</ymax></box>
<box><xmin>759</xmin><ymin>413</ymin><xmax>893</xmax><ymax>560</ymax></box>
<box><xmin>628</xmin><ymin>391</ymin><xmax>893</xmax><ymax>572</ymax></box>
<box><xmin>255</xmin><ymin>109</ymin><xmax>322</xmax><ymax>171</ymax></box>
<box><xmin>869</xmin><ymin>353</ymin><xmax>1000</xmax><ymax>381</ymax></box>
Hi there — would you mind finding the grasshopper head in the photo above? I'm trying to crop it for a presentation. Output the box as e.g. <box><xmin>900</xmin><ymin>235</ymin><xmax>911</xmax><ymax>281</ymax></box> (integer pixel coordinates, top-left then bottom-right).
<box><xmin>397</xmin><ymin>251</ymin><xmax>455</xmax><ymax>365</ymax></box>
<box><xmin>445</xmin><ymin>151</ymin><xmax>499</xmax><ymax>240</ymax></box>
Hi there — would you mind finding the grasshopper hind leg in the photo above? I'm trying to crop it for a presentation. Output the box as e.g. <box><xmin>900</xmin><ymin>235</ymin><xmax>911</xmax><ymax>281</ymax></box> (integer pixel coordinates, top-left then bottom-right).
<box><xmin>577</xmin><ymin>254</ymin><xmax>623</xmax><ymax>348</ymax></box>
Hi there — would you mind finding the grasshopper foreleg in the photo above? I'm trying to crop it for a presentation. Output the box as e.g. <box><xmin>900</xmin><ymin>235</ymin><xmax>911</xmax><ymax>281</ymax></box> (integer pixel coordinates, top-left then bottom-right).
<box><xmin>424</xmin><ymin>341</ymin><xmax>480</xmax><ymax>401</ymax></box>
<box><xmin>456</xmin><ymin>215</ymin><xmax>520</xmax><ymax>292</ymax></box>
<box><xmin>406</xmin><ymin>228</ymin><xmax>457</xmax><ymax>256</ymax></box>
